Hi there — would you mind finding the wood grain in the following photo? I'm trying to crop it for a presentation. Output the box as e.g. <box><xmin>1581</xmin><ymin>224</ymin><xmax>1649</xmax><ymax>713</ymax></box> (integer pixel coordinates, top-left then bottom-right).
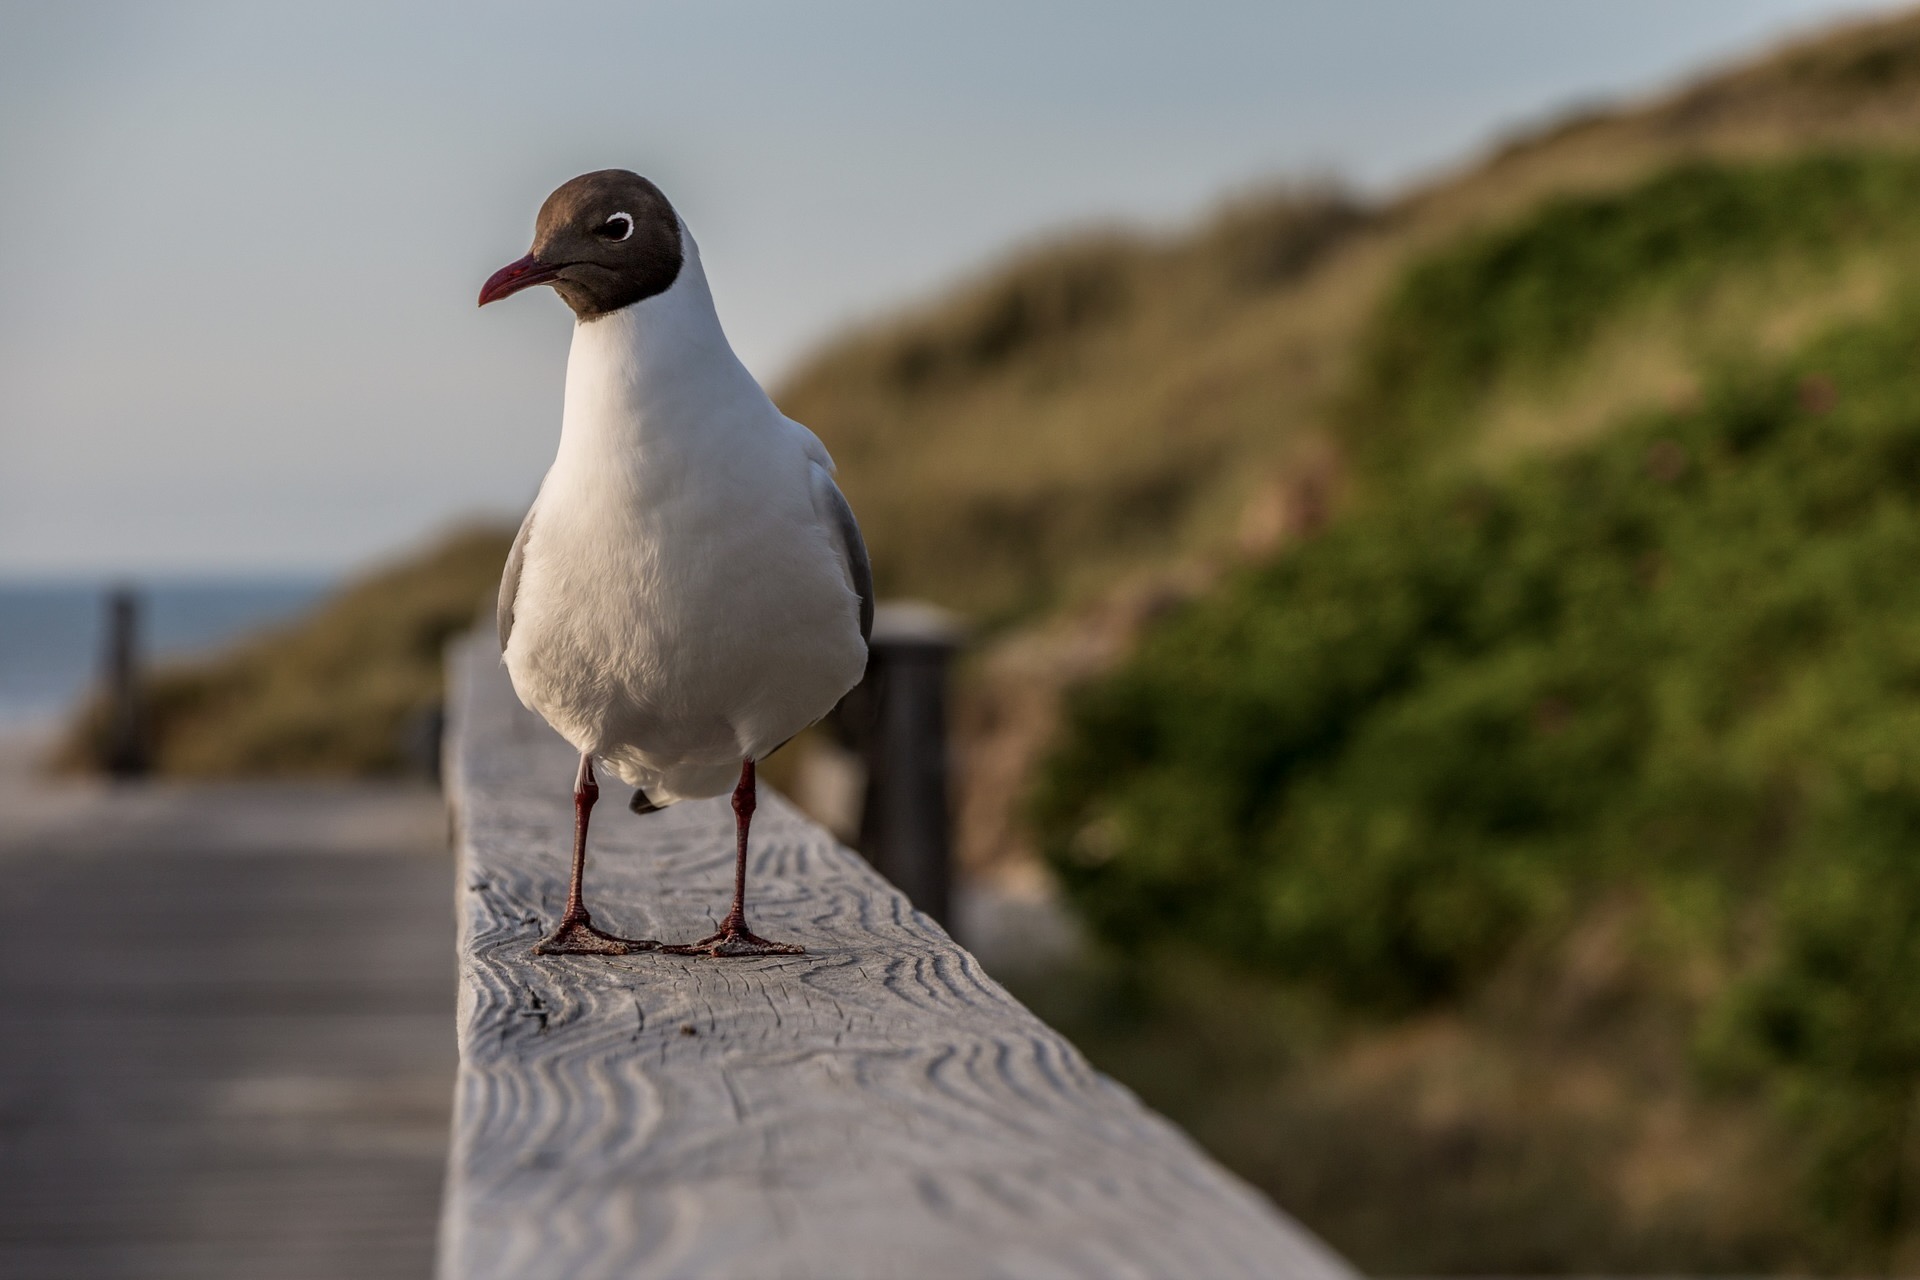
<box><xmin>441</xmin><ymin>636</ymin><xmax>1354</xmax><ymax>1280</ymax></box>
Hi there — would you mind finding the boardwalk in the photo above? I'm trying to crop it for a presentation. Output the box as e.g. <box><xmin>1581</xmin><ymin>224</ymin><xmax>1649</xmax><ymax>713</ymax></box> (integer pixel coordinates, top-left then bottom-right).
<box><xmin>0</xmin><ymin>733</ymin><xmax>454</xmax><ymax>1280</ymax></box>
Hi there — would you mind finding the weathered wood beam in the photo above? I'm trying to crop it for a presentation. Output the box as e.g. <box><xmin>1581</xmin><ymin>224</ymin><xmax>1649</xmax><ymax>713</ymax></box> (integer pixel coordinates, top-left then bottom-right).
<box><xmin>440</xmin><ymin>635</ymin><xmax>1353</xmax><ymax>1280</ymax></box>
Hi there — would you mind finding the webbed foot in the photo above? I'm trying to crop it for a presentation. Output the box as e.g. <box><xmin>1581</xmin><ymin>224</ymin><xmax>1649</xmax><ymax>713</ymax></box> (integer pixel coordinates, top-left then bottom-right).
<box><xmin>533</xmin><ymin>910</ymin><xmax>660</xmax><ymax>956</ymax></box>
<box><xmin>661</xmin><ymin>913</ymin><xmax>805</xmax><ymax>957</ymax></box>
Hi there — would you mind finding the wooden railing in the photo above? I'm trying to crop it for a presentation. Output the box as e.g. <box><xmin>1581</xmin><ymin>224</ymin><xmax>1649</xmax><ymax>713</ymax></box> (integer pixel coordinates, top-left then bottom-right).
<box><xmin>439</xmin><ymin>635</ymin><xmax>1355</xmax><ymax>1280</ymax></box>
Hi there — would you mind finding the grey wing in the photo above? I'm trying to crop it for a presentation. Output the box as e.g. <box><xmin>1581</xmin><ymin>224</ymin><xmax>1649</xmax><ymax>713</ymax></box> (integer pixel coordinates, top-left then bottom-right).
<box><xmin>497</xmin><ymin>504</ymin><xmax>535</xmax><ymax>652</ymax></box>
<box><xmin>814</xmin><ymin>466</ymin><xmax>873</xmax><ymax>645</ymax></box>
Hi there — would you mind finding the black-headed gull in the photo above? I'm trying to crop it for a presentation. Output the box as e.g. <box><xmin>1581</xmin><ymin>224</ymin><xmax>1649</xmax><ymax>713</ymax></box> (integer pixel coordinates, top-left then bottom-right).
<box><xmin>479</xmin><ymin>170</ymin><xmax>872</xmax><ymax>957</ymax></box>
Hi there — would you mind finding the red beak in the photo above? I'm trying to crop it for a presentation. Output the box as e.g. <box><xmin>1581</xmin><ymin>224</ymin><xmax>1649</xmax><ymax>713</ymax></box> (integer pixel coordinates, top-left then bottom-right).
<box><xmin>478</xmin><ymin>254</ymin><xmax>563</xmax><ymax>307</ymax></box>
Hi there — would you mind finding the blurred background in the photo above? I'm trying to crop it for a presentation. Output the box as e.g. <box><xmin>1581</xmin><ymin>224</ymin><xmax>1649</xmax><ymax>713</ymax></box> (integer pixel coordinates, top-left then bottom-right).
<box><xmin>14</xmin><ymin>0</ymin><xmax>1920</xmax><ymax>1273</ymax></box>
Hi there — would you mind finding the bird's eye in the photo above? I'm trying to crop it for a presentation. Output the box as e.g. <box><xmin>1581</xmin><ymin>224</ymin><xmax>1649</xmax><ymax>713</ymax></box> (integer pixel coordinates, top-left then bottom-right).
<box><xmin>596</xmin><ymin>212</ymin><xmax>634</xmax><ymax>242</ymax></box>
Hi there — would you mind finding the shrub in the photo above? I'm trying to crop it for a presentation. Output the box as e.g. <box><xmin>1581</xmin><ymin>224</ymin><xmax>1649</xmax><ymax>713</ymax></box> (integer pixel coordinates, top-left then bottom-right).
<box><xmin>1035</xmin><ymin>299</ymin><xmax>1920</xmax><ymax>1251</ymax></box>
<box><xmin>1346</xmin><ymin>151</ymin><xmax>1920</xmax><ymax>469</ymax></box>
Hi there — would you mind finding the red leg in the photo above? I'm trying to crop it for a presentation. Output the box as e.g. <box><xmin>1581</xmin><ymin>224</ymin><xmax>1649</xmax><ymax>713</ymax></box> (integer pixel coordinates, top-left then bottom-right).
<box><xmin>534</xmin><ymin>754</ymin><xmax>660</xmax><ymax>956</ymax></box>
<box><xmin>663</xmin><ymin>760</ymin><xmax>805</xmax><ymax>957</ymax></box>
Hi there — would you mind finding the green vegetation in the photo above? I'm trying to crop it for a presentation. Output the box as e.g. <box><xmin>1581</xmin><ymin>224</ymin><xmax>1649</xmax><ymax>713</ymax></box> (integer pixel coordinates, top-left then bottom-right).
<box><xmin>1348</xmin><ymin>152</ymin><xmax>1920</xmax><ymax>471</ymax></box>
<box><xmin>1036</xmin><ymin>284</ymin><xmax>1920</xmax><ymax>1266</ymax></box>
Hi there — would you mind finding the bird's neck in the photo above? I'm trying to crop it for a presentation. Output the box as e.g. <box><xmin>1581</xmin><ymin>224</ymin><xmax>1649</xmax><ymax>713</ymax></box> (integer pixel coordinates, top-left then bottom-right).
<box><xmin>554</xmin><ymin>233</ymin><xmax>767</xmax><ymax>463</ymax></box>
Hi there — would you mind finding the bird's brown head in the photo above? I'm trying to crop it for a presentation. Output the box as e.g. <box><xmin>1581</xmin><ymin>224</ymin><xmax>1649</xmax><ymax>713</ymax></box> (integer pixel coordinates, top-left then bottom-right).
<box><xmin>478</xmin><ymin>170</ymin><xmax>684</xmax><ymax>320</ymax></box>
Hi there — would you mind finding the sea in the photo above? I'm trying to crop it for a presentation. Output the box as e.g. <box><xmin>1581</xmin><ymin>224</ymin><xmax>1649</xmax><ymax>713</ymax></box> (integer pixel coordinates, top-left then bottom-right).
<box><xmin>0</xmin><ymin>579</ymin><xmax>333</xmax><ymax>731</ymax></box>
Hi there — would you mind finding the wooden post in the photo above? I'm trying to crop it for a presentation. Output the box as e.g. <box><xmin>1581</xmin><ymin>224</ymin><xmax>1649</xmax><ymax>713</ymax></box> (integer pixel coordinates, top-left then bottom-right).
<box><xmin>101</xmin><ymin>586</ymin><xmax>148</xmax><ymax>778</ymax></box>
<box><xmin>849</xmin><ymin>602</ymin><xmax>962</xmax><ymax>926</ymax></box>
<box><xmin>438</xmin><ymin>635</ymin><xmax>1355</xmax><ymax>1280</ymax></box>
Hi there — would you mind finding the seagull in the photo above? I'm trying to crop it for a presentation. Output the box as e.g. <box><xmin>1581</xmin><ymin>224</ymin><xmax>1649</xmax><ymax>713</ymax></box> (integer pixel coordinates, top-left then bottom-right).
<box><xmin>478</xmin><ymin>170</ymin><xmax>872</xmax><ymax>957</ymax></box>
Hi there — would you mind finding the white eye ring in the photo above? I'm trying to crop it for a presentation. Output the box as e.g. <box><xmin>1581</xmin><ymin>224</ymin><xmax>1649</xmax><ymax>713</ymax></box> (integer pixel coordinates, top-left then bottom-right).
<box><xmin>601</xmin><ymin>212</ymin><xmax>634</xmax><ymax>242</ymax></box>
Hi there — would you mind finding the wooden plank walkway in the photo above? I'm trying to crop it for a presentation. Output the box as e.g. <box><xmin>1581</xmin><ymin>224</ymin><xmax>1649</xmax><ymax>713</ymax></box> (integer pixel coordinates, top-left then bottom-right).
<box><xmin>443</xmin><ymin>637</ymin><xmax>1354</xmax><ymax>1280</ymax></box>
<box><xmin>0</xmin><ymin>738</ymin><xmax>455</xmax><ymax>1280</ymax></box>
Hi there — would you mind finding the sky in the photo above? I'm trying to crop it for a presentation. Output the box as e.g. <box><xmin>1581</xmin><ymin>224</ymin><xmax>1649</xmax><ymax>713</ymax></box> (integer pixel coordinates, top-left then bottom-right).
<box><xmin>0</xmin><ymin>0</ymin><xmax>1907</xmax><ymax>578</ymax></box>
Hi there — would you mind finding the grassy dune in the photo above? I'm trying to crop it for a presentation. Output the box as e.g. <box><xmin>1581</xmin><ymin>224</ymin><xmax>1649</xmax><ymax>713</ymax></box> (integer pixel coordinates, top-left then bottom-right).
<box><xmin>786</xmin><ymin>10</ymin><xmax>1920</xmax><ymax>622</ymax></box>
<box><xmin>780</xmin><ymin>188</ymin><xmax>1370</xmax><ymax>622</ymax></box>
